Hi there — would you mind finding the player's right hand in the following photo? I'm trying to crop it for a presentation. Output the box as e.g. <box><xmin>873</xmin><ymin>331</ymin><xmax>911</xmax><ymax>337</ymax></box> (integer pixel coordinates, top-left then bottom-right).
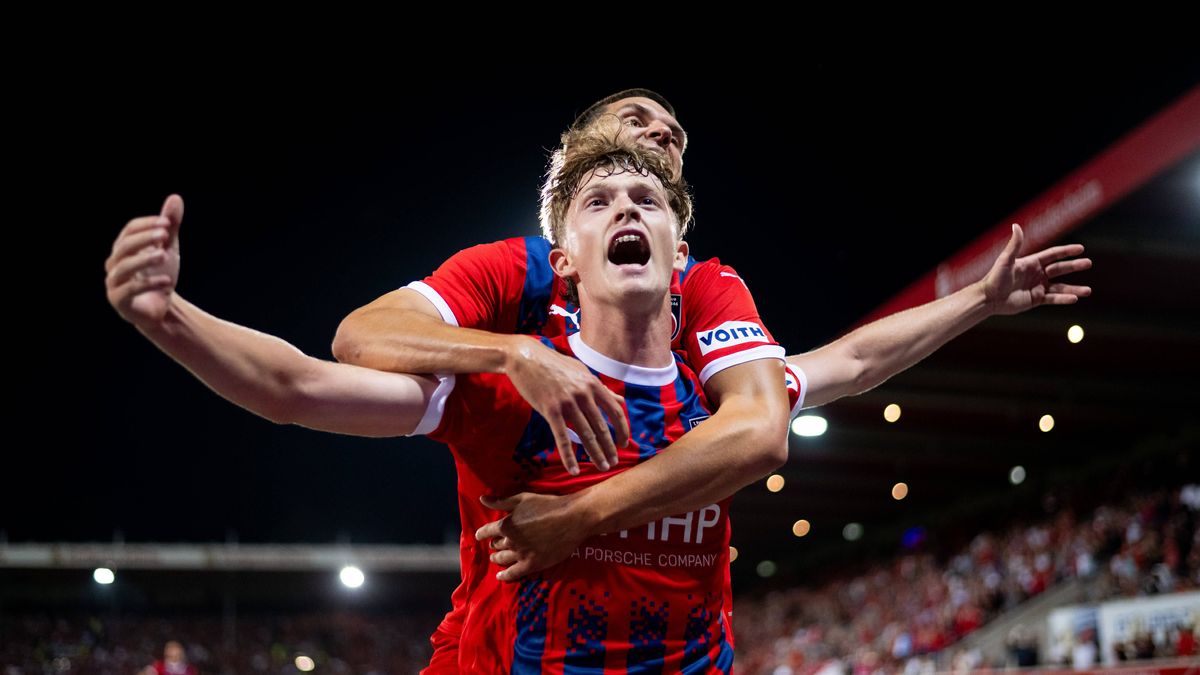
<box><xmin>505</xmin><ymin>337</ymin><xmax>631</xmax><ymax>475</ymax></box>
<box><xmin>105</xmin><ymin>195</ymin><xmax>184</xmax><ymax>327</ymax></box>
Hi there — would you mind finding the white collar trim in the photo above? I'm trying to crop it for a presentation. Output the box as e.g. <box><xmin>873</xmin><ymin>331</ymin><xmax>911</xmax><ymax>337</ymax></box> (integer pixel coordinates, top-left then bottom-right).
<box><xmin>568</xmin><ymin>333</ymin><xmax>677</xmax><ymax>386</ymax></box>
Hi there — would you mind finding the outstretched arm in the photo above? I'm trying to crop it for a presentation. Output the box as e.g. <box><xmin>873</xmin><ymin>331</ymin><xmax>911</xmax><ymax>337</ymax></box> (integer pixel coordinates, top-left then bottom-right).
<box><xmin>791</xmin><ymin>224</ymin><xmax>1092</xmax><ymax>408</ymax></box>
<box><xmin>106</xmin><ymin>195</ymin><xmax>437</xmax><ymax>437</ymax></box>
<box><xmin>334</xmin><ymin>287</ymin><xmax>629</xmax><ymax>474</ymax></box>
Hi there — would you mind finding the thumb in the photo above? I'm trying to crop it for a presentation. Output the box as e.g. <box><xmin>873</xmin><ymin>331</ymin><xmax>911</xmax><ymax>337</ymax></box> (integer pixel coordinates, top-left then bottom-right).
<box><xmin>999</xmin><ymin>223</ymin><xmax>1023</xmax><ymax>266</ymax></box>
<box><xmin>480</xmin><ymin>493</ymin><xmax>522</xmax><ymax>512</ymax></box>
<box><xmin>160</xmin><ymin>194</ymin><xmax>185</xmax><ymax>236</ymax></box>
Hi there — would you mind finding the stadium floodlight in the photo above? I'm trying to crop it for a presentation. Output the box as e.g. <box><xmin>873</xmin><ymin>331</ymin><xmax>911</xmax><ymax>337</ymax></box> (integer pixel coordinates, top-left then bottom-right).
<box><xmin>93</xmin><ymin>567</ymin><xmax>115</xmax><ymax>585</ymax></box>
<box><xmin>339</xmin><ymin>565</ymin><xmax>365</xmax><ymax>589</ymax></box>
<box><xmin>791</xmin><ymin>415</ymin><xmax>827</xmax><ymax>437</ymax></box>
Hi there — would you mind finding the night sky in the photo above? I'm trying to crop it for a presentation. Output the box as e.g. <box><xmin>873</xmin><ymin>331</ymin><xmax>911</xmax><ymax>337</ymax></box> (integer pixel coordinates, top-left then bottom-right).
<box><xmin>11</xmin><ymin>49</ymin><xmax>1198</xmax><ymax>548</ymax></box>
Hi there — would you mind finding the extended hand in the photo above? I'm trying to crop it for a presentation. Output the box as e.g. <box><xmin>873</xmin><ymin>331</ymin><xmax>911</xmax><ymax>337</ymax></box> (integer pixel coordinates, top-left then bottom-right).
<box><xmin>505</xmin><ymin>339</ymin><xmax>630</xmax><ymax>475</ymax></box>
<box><xmin>105</xmin><ymin>195</ymin><xmax>184</xmax><ymax>326</ymax></box>
<box><xmin>982</xmin><ymin>224</ymin><xmax>1092</xmax><ymax>316</ymax></box>
<box><xmin>475</xmin><ymin>492</ymin><xmax>591</xmax><ymax>582</ymax></box>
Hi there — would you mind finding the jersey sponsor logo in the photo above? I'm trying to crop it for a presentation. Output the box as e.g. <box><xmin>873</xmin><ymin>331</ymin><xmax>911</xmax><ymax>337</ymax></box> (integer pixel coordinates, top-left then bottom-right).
<box><xmin>720</xmin><ymin>271</ymin><xmax>748</xmax><ymax>289</ymax></box>
<box><xmin>687</xmin><ymin>415</ymin><xmax>710</xmax><ymax>429</ymax></box>
<box><xmin>549</xmin><ymin>303</ymin><xmax>581</xmax><ymax>332</ymax></box>
<box><xmin>695</xmin><ymin>321</ymin><xmax>768</xmax><ymax>355</ymax></box>
<box><xmin>669</xmin><ymin>293</ymin><xmax>682</xmax><ymax>340</ymax></box>
<box><xmin>612</xmin><ymin>504</ymin><xmax>723</xmax><ymax>544</ymax></box>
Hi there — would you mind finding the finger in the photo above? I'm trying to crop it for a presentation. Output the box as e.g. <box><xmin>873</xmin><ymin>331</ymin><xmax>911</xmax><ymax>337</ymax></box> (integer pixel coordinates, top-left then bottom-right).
<box><xmin>580</xmin><ymin>390</ymin><xmax>618</xmax><ymax>469</ymax></box>
<box><xmin>109</xmin><ymin>228</ymin><xmax>169</xmax><ymax>267</ymax></box>
<box><xmin>111</xmin><ymin>275</ymin><xmax>174</xmax><ymax>304</ymax></box>
<box><xmin>999</xmin><ymin>223</ymin><xmax>1023</xmax><ymax>265</ymax></box>
<box><xmin>1033</xmin><ymin>244</ymin><xmax>1085</xmax><ymax>266</ymax></box>
<box><xmin>598</xmin><ymin>389</ymin><xmax>631</xmax><ymax>451</ymax></box>
<box><xmin>1047</xmin><ymin>284</ymin><xmax>1091</xmax><ymax>297</ymax></box>
<box><xmin>489</xmin><ymin>536</ymin><xmax>509</xmax><ymax>551</ymax></box>
<box><xmin>489</xmin><ymin>550</ymin><xmax>519</xmax><ymax>567</ymax></box>
<box><xmin>547</xmin><ymin>410</ymin><xmax>580</xmax><ymax>476</ymax></box>
<box><xmin>474</xmin><ymin>518</ymin><xmax>506</xmax><ymax>542</ymax></box>
<box><xmin>119</xmin><ymin>215</ymin><xmax>170</xmax><ymax>239</ymax></box>
<box><xmin>479</xmin><ymin>494</ymin><xmax>520</xmax><ymax>512</ymax></box>
<box><xmin>565</xmin><ymin>403</ymin><xmax>608</xmax><ymax>472</ymax></box>
<box><xmin>1041</xmin><ymin>294</ymin><xmax>1080</xmax><ymax>305</ymax></box>
<box><xmin>497</xmin><ymin>560</ymin><xmax>533</xmax><ymax>583</ymax></box>
<box><xmin>160</xmin><ymin>194</ymin><xmax>185</xmax><ymax>236</ymax></box>
<box><xmin>108</xmin><ymin>247</ymin><xmax>168</xmax><ymax>287</ymax></box>
<box><xmin>1045</xmin><ymin>258</ymin><xmax>1092</xmax><ymax>278</ymax></box>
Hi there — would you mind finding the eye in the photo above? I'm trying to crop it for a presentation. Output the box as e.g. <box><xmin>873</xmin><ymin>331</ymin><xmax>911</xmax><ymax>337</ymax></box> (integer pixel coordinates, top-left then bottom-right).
<box><xmin>588</xmin><ymin>198</ymin><xmax>606</xmax><ymax>207</ymax></box>
<box><xmin>640</xmin><ymin>196</ymin><xmax>660</xmax><ymax>207</ymax></box>
<box><xmin>622</xmin><ymin>115</ymin><xmax>645</xmax><ymax>128</ymax></box>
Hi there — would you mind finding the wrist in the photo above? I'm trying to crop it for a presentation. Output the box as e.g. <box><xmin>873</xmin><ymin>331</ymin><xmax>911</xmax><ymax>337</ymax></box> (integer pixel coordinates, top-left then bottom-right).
<box><xmin>132</xmin><ymin>296</ymin><xmax>182</xmax><ymax>342</ymax></box>
<box><xmin>968</xmin><ymin>280</ymin><xmax>997</xmax><ymax>317</ymax></box>
<box><xmin>567</xmin><ymin>486</ymin><xmax>608</xmax><ymax>538</ymax></box>
<box><xmin>498</xmin><ymin>334</ymin><xmax>536</xmax><ymax>375</ymax></box>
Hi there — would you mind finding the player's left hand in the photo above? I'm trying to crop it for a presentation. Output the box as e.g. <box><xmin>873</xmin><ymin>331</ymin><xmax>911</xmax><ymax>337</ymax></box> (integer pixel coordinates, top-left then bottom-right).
<box><xmin>981</xmin><ymin>224</ymin><xmax>1092</xmax><ymax>316</ymax></box>
<box><xmin>475</xmin><ymin>492</ymin><xmax>589</xmax><ymax>581</ymax></box>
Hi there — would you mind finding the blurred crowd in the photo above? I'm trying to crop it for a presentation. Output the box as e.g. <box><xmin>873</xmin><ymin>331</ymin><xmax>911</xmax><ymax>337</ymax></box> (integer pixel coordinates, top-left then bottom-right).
<box><xmin>733</xmin><ymin>486</ymin><xmax>1199</xmax><ymax>674</ymax></box>
<box><xmin>0</xmin><ymin>612</ymin><xmax>437</xmax><ymax>675</ymax></box>
<box><xmin>4</xmin><ymin>487</ymin><xmax>1196</xmax><ymax>675</ymax></box>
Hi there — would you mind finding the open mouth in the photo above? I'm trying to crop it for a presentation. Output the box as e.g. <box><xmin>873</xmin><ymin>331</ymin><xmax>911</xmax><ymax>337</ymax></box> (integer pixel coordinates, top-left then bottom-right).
<box><xmin>608</xmin><ymin>231</ymin><xmax>651</xmax><ymax>266</ymax></box>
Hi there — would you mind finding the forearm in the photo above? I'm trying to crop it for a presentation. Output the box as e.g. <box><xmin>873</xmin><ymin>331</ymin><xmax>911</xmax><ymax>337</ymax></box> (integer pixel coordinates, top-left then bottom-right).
<box><xmin>846</xmin><ymin>280</ymin><xmax>992</xmax><ymax>391</ymax></box>
<box><xmin>791</xmin><ymin>281</ymin><xmax>993</xmax><ymax>407</ymax></box>
<box><xmin>333</xmin><ymin>296</ymin><xmax>521</xmax><ymax>375</ymax></box>
<box><xmin>572</xmin><ymin>365</ymin><xmax>789</xmax><ymax>536</ymax></box>
<box><xmin>137</xmin><ymin>296</ymin><xmax>432</xmax><ymax>435</ymax></box>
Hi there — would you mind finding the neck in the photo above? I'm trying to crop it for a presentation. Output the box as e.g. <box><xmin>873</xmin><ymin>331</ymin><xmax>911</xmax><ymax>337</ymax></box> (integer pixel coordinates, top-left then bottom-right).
<box><xmin>577</xmin><ymin>291</ymin><xmax>674</xmax><ymax>368</ymax></box>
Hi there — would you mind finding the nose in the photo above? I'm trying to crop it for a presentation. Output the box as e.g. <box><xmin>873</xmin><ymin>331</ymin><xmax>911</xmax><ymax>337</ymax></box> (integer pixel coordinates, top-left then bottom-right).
<box><xmin>613</xmin><ymin>195</ymin><xmax>642</xmax><ymax>224</ymax></box>
<box><xmin>645</xmin><ymin>120</ymin><xmax>673</xmax><ymax>149</ymax></box>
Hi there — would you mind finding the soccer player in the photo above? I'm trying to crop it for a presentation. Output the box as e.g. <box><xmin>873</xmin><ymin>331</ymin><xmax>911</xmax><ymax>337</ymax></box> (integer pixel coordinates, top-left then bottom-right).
<box><xmin>107</xmin><ymin>134</ymin><xmax>752</xmax><ymax>671</ymax></box>
<box><xmin>331</xmin><ymin>89</ymin><xmax>1093</xmax><ymax>584</ymax></box>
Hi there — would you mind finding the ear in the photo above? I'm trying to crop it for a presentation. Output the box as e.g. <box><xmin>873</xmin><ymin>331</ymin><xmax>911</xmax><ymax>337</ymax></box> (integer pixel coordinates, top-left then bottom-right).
<box><xmin>673</xmin><ymin>239</ymin><xmax>690</xmax><ymax>273</ymax></box>
<box><xmin>550</xmin><ymin>246</ymin><xmax>579</xmax><ymax>285</ymax></box>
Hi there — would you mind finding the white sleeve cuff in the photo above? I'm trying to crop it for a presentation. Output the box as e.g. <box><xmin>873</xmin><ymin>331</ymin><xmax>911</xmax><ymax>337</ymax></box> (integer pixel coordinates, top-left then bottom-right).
<box><xmin>786</xmin><ymin>364</ymin><xmax>808</xmax><ymax>419</ymax></box>
<box><xmin>404</xmin><ymin>281</ymin><xmax>459</xmax><ymax>326</ymax></box>
<box><xmin>408</xmin><ymin>374</ymin><xmax>457</xmax><ymax>436</ymax></box>
<box><xmin>697</xmin><ymin>345</ymin><xmax>786</xmax><ymax>385</ymax></box>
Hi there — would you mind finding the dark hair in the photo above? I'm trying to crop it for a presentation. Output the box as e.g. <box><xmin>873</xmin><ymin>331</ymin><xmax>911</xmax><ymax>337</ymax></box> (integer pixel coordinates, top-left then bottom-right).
<box><xmin>569</xmin><ymin>88</ymin><xmax>677</xmax><ymax>132</ymax></box>
<box><xmin>540</xmin><ymin>118</ymin><xmax>692</xmax><ymax>247</ymax></box>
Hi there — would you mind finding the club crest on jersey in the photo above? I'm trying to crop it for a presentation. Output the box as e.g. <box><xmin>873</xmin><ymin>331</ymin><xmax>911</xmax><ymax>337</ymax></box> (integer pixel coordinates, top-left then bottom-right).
<box><xmin>785</xmin><ymin>369</ymin><xmax>800</xmax><ymax>394</ymax></box>
<box><xmin>695</xmin><ymin>321</ymin><xmax>768</xmax><ymax>355</ymax></box>
<box><xmin>670</xmin><ymin>294</ymin><xmax>681</xmax><ymax>340</ymax></box>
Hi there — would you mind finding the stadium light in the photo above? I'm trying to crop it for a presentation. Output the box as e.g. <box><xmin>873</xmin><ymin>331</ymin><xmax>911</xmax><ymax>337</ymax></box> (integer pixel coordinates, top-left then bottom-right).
<box><xmin>791</xmin><ymin>415</ymin><xmax>827</xmax><ymax>437</ymax></box>
<box><xmin>766</xmin><ymin>474</ymin><xmax>785</xmax><ymax>492</ymax></box>
<box><xmin>294</xmin><ymin>656</ymin><xmax>315</xmax><ymax>672</ymax></box>
<box><xmin>792</xmin><ymin>519</ymin><xmax>811</xmax><ymax>537</ymax></box>
<box><xmin>1010</xmin><ymin>466</ymin><xmax>1027</xmax><ymax>485</ymax></box>
<box><xmin>843</xmin><ymin>523</ymin><xmax>863</xmax><ymax>541</ymax></box>
<box><xmin>892</xmin><ymin>482</ymin><xmax>909</xmax><ymax>500</ymax></box>
<box><xmin>93</xmin><ymin>567</ymin><xmax>115</xmax><ymax>585</ymax></box>
<box><xmin>339</xmin><ymin>565</ymin><xmax>365</xmax><ymax>589</ymax></box>
<box><xmin>884</xmin><ymin>404</ymin><xmax>901</xmax><ymax>423</ymax></box>
<box><xmin>1067</xmin><ymin>325</ymin><xmax>1084</xmax><ymax>343</ymax></box>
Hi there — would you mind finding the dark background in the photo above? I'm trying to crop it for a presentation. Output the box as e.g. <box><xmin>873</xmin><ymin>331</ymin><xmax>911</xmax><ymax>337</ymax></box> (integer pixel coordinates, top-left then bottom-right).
<box><xmin>8</xmin><ymin>50</ymin><xmax>1197</xmax><ymax>586</ymax></box>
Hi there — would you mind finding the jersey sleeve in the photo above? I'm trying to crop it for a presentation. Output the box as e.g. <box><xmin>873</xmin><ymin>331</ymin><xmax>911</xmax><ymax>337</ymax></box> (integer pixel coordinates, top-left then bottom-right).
<box><xmin>419</xmin><ymin>367</ymin><xmax>532</xmax><ymax>447</ymax></box>
<box><xmin>404</xmin><ymin>238</ymin><xmax>526</xmax><ymax>332</ymax></box>
<box><xmin>785</xmin><ymin>363</ymin><xmax>807</xmax><ymax>419</ymax></box>
<box><xmin>680</xmin><ymin>259</ymin><xmax>786</xmax><ymax>385</ymax></box>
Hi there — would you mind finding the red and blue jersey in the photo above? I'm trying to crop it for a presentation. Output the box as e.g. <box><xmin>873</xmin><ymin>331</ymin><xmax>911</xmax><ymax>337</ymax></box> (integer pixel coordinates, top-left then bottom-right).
<box><xmin>428</xmin><ymin>332</ymin><xmax>733</xmax><ymax>674</ymax></box>
<box><xmin>405</xmin><ymin>236</ymin><xmax>807</xmax><ymax>673</ymax></box>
